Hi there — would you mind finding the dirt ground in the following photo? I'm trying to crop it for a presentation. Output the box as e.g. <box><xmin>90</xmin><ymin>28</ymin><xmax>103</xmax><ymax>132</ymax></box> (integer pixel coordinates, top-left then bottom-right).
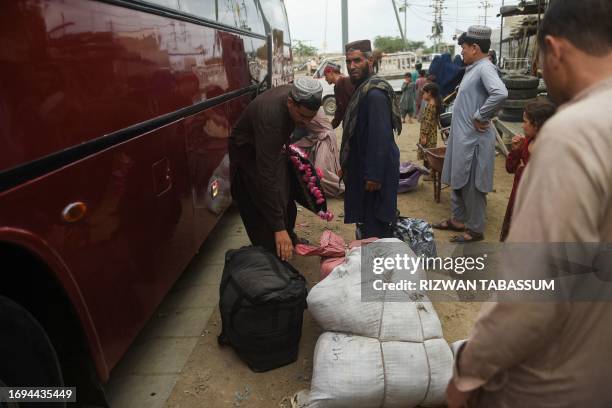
<box><xmin>165</xmin><ymin>120</ymin><xmax>515</xmax><ymax>408</ymax></box>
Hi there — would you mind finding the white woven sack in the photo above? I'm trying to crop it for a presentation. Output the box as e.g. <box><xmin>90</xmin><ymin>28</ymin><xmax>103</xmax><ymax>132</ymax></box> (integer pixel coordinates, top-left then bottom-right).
<box><xmin>307</xmin><ymin>332</ymin><xmax>453</xmax><ymax>408</ymax></box>
<box><xmin>307</xmin><ymin>239</ymin><xmax>443</xmax><ymax>341</ymax></box>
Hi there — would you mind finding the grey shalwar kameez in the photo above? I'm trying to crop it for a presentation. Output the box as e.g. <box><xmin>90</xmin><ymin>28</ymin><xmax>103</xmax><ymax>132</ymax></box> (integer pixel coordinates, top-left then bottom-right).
<box><xmin>440</xmin><ymin>57</ymin><xmax>507</xmax><ymax>233</ymax></box>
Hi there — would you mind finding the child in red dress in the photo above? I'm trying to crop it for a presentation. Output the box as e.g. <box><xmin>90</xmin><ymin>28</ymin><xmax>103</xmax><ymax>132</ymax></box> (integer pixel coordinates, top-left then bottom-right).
<box><xmin>500</xmin><ymin>99</ymin><xmax>557</xmax><ymax>241</ymax></box>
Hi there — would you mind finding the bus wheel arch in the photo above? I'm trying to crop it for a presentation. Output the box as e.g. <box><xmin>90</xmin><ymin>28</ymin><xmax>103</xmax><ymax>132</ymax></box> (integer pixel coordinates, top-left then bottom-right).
<box><xmin>0</xmin><ymin>243</ymin><xmax>109</xmax><ymax>407</ymax></box>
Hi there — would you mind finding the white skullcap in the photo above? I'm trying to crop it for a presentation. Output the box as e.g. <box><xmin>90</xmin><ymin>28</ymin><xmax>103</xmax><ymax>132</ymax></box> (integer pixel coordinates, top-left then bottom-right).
<box><xmin>291</xmin><ymin>77</ymin><xmax>323</xmax><ymax>102</ymax></box>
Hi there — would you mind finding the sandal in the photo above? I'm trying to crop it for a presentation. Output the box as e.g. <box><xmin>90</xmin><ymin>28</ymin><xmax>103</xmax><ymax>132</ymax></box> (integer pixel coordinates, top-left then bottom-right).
<box><xmin>432</xmin><ymin>219</ymin><xmax>465</xmax><ymax>232</ymax></box>
<box><xmin>450</xmin><ymin>229</ymin><xmax>484</xmax><ymax>243</ymax></box>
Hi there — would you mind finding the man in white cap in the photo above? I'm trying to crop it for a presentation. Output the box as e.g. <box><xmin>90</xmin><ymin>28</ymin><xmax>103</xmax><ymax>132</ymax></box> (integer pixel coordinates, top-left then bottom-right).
<box><xmin>434</xmin><ymin>26</ymin><xmax>507</xmax><ymax>242</ymax></box>
<box><xmin>229</xmin><ymin>78</ymin><xmax>322</xmax><ymax>261</ymax></box>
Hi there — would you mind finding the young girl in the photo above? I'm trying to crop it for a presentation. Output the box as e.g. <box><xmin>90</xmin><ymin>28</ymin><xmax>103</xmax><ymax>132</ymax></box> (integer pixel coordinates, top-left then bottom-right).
<box><xmin>417</xmin><ymin>82</ymin><xmax>442</xmax><ymax>177</ymax></box>
<box><xmin>500</xmin><ymin>99</ymin><xmax>556</xmax><ymax>241</ymax></box>
<box><xmin>415</xmin><ymin>69</ymin><xmax>427</xmax><ymax>118</ymax></box>
<box><xmin>399</xmin><ymin>73</ymin><xmax>416</xmax><ymax>123</ymax></box>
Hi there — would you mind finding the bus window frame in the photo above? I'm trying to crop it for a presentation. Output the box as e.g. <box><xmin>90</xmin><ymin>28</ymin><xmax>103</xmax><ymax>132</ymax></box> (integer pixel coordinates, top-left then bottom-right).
<box><xmin>97</xmin><ymin>0</ymin><xmax>268</xmax><ymax>40</ymax></box>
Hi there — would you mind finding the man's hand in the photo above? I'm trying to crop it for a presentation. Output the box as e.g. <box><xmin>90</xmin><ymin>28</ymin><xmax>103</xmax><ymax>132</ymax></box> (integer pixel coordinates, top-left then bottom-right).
<box><xmin>337</xmin><ymin>168</ymin><xmax>343</xmax><ymax>178</ymax></box>
<box><xmin>274</xmin><ymin>230</ymin><xmax>293</xmax><ymax>261</ymax></box>
<box><xmin>365</xmin><ymin>180</ymin><xmax>381</xmax><ymax>192</ymax></box>
<box><xmin>473</xmin><ymin>119</ymin><xmax>490</xmax><ymax>133</ymax></box>
<box><xmin>419</xmin><ymin>135</ymin><xmax>427</xmax><ymax>146</ymax></box>
<box><xmin>446</xmin><ymin>379</ymin><xmax>473</xmax><ymax>408</ymax></box>
<box><xmin>511</xmin><ymin>134</ymin><xmax>526</xmax><ymax>151</ymax></box>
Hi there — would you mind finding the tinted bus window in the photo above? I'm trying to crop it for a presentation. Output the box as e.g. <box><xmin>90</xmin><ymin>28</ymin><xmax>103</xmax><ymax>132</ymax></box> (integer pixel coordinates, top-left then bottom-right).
<box><xmin>148</xmin><ymin>0</ymin><xmax>180</xmax><ymax>9</ymax></box>
<box><xmin>181</xmin><ymin>0</ymin><xmax>265</xmax><ymax>34</ymax></box>
<box><xmin>179</xmin><ymin>0</ymin><xmax>215</xmax><ymax>18</ymax></box>
<box><xmin>259</xmin><ymin>0</ymin><xmax>290</xmax><ymax>44</ymax></box>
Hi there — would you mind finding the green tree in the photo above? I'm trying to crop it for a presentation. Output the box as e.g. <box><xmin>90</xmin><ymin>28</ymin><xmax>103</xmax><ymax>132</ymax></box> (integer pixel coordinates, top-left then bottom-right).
<box><xmin>374</xmin><ymin>36</ymin><xmax>427</xmax><ymax>53</ymax></box>
<box><xmin>292</xmin><ymin>40</ymin><xmax>318</xmax><ymax>57</ymax></box>
<box><xmin>373</xmin><ymin>36</ymin><xmax>406</xmax><ymax>53</ymax></box>
<box><xmin>407</xmin><ymin>40</ymin><xmax>426</xmax><ymax>51</ymax></box>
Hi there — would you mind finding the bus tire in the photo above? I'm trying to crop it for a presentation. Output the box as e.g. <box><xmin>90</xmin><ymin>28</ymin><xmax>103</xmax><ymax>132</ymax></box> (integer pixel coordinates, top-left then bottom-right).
<box><xmin>322</xmin><ymin>96</ymin><xmax>337</xmax><ymax>116</ymax></box>
<box><xmin>0</xmin><ymin>296</ymin><xmax>65</xmax><ymax>406</ymax></box>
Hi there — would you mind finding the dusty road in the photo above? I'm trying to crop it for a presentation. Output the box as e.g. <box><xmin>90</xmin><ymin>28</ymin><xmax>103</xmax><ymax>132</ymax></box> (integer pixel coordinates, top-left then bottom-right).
<box><xmin>164</xmin><ymin>120</ymin><xmax>515</xmax><ymax>408</ymax></box>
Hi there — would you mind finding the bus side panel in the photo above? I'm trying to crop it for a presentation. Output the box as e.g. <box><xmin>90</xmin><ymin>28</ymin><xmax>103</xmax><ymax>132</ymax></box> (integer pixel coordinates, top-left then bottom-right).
<box><xmin>0</xmin><ymin>119</ymin><xmax>201</xmax><ymax>380</ymax></box>
<box><xmin>0</xmin><ymin>0</ymin><xmax>270</xmax><ymax>380</ymax></box>
<box><xmin>0</xmin><ymin>0</ymin><xmax>255</xmax><ymax>172</ymax></box>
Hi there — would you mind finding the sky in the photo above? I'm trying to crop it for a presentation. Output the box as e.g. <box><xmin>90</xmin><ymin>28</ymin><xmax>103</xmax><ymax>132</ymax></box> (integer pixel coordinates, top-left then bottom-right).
<box><xmin>284</xmin><ymin>0</ymin><xmax>508</xmax><ymax>53</ymax></box>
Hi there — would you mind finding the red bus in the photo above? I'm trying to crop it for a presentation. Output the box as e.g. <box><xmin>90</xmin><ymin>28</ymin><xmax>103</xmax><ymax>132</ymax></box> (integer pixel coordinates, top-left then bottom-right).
<box><xmin>0</xmin><ymin>0</ymin><xmax>292</xmax><ymax>404</ymax></box>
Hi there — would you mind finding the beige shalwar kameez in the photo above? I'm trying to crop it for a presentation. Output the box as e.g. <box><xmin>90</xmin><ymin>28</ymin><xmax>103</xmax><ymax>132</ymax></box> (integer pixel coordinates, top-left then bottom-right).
<box><xmin>453</xmin><ymin>77</ymin><xmax>612</xmax><ymax>408</ymax></box>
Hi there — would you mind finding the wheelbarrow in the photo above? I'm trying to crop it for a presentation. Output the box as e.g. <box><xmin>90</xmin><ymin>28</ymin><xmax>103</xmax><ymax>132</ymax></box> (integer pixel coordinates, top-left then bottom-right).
<box><xmin>417</xmin><ymin>145</ymin><xmax>446</xmax><ymax>203</ymax></box>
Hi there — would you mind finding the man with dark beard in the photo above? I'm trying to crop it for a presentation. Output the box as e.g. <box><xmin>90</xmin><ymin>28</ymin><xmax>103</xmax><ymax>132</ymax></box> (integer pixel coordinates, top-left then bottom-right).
<box><xmin>340</xmin><ymin>40</ymin><xmax>402</xmax><ymax>239</ymax></box>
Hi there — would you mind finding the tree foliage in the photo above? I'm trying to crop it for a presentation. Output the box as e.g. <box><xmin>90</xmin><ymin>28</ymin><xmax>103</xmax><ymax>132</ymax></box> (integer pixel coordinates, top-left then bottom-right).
<box><xmin>373</xmin><ymin>36</ymin><xmax>426</xmax><ymax>53</ymax></box>
<box><xmin>292</xmin><ymin>40</ymin><xmax>318</xmax><ymax>57</ymax></box>
<box><xmin>374</xmin><ymin>36</ymin><xmax>405</xmax><ymax>53</ymax></box>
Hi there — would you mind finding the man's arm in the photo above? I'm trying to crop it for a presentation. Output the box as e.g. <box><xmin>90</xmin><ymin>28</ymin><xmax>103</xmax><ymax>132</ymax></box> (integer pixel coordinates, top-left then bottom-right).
<box><xmin>364</xmin><ymin>89</ymin><xmax>392</xmax><ymax>187</ymax></box>
<box><xmin>252</xmin><ymin>108</ymin><xmax>289</xmax><ymax>233</ymax></box>
<box><xmin>474</xmin><ymin>63</ymin><xmax>508</xmax><ymax>123</ymax></box>
<box><xmin>505</xmin><ymin>145</ymin><xmax>523</xmax><ymax>173</ymax></box>
<box><xmin>331</xmin><ymin>79</ymin><xmax>345</xmax><ymax>129</ymax></box>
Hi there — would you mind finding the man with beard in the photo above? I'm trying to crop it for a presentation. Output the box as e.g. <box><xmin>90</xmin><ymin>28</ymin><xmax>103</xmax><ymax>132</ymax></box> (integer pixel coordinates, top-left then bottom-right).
<box><xmin>229</xmin><ymin>78</ymin><xmax>322</xmax><ymax>261</ymax></box>
<box><xmin>446</xmin><ymin>0</ymin><xmax>612</xmax><ymax>406</ymax></box>
<box><xmin>340</xmin><ymin>39</ymin><xmax>402</xmax><ymax>239</ymax></box>
<box><xmin>323</xmin><ymin>62</ymin><xmax>355</xmax><ymax>129</ymax></box>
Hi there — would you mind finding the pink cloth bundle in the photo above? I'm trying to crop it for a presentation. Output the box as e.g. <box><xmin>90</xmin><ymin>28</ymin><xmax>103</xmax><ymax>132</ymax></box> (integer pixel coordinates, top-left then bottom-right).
<box><xmin>295</xmin><ymin>230</ymin><xmax>377</xmax><ymax>280</ymax></box>
<box><xmin>288</xmin><ymin>145</ymin><xmax>334</xmax><ymax>221</ymax></box>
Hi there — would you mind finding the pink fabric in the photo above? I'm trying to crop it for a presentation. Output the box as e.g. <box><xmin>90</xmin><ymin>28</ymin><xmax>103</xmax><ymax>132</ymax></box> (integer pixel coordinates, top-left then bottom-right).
<box><xmin>295</xmin><ymin>230</ymin><xmax>378</xmax><ymax>279</ymax></box>
<box><xmin>294</xmin><ymin>110</ymin><xmax>345</xmax><ymax>197</ymax></box>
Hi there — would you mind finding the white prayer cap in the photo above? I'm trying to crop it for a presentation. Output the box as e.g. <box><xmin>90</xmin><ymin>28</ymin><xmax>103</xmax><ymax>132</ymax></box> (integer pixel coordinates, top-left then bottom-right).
<box><xmin>291</xmin><ymin>77</ymin><xmax>323</xmax><ymax>103</ymax></box>
<box><xmin>466</xmin><ymin>25</ymin><xmax>492</xmax><ymax>40</ymax></box>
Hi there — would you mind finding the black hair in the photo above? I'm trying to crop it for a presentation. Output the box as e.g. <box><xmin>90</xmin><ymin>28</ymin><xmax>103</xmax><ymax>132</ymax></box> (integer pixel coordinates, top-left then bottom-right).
<box><xmin>415</xmin><ymin>62</ymin><xmax>423</xmax><ymax>71</ymax></box>
<box><xmin>422</xmin><ymin>82</ymin><xmax>443</xmax><ymax>117</ymax></box>
<box><xmin>524</xmin><ymin>99</ymin><xmax>557</xmax><ymax>130</ymax></box>
<box><xmin>404</xmin><ymin>72</ymin><xmax>412</xmax><ymax>77</ymax></box>
<box><xmin>419</xmin><ymin>70</ymin><xmax>426</xmax><ymax>77</ymax></box>
<box><xmin>537</xmin><ymin>0</ymin><xmax>612</xmax><ymax>56</ymax></box>
<box><xmin>459</xmin><ymin>34</ymin><xmax>491</xmax><ymax>53</ymax></box>
<box><xmin>290</xmin><ymin>95</ymin><xmax>321</xmax><ymax>112</ymax></box>
<box><xmin>488</xmin><ymin>50</ymin><xmax>497</xmax><ymax>65</ymax></box>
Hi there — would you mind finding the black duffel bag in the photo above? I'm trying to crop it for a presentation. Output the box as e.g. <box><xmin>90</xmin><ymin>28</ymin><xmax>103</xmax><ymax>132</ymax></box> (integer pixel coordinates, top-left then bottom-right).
<box><xmin>218</xmin><ymin>246</ymin><xmax>308</xmax><ymax>372</ymax></box>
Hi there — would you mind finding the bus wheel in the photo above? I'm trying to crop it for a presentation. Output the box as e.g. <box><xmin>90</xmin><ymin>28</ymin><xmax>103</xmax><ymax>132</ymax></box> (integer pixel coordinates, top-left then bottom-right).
<box><xmin>0</xmin><ymin>296</ymin><xmax>65</xmax><ymax>407</ymax></box>
<box><xmin>322</xmin><ymin>96</ymin><xmax>337</xmax><ymax>116</ymax></box>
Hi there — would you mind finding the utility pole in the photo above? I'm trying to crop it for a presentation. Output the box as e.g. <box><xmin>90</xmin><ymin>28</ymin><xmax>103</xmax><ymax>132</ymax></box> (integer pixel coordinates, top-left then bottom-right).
<box><xmin>479</xmin><ymin>0</ymin><xmax>493</xmax><ymax>26</ymax></box>
<box><xmin>429</xmin><ymin>0</ymin><xmax>445</xmax><ymax>53</ymax></box>
<box><xmin>342</xmin><ymin>0</ymin><xmax>348</xmax><ymax>49</ymax></box>
<box><xmin>322</xmin><ymin>0</ymin><xmax>329</xmax><ymax>53</ymax></box>
<box><xmin>391</xmin><ymin>0</ymin><xmax>407</xmax><ymax>47</ymax></box>
<box><xmin>398</xmin><ymin>1</ymin><xmax>409</xmax><ymax>51</ymax></box>
<box><xmin>499</xmin><ymin>0</ymin><xmax>505</xmax><ymax>66</ymax></box>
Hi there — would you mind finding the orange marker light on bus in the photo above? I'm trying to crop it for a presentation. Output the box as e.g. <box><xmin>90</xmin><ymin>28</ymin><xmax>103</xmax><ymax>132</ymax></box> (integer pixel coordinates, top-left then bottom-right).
<box><xmin>62</xmin><ymin>202</ymin><xmax>87</xmax><ymax>223</ymax></box>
